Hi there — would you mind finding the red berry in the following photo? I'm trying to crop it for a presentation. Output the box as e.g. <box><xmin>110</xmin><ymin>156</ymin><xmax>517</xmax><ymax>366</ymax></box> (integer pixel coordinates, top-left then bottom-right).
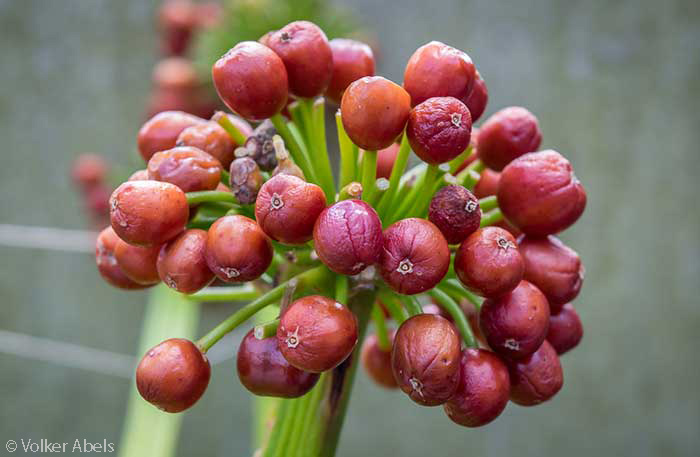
<box><xmin>137</xmin><ymin>111</ymin><xmax>204</xmax><ymax>162</ymax></box>
<box><xmin>72</xmin><ymin>154</ymin><xmax>107</xmax><ymax>189</ymax></box>
<box><xmin>375</xmin><ymin>142</ymin><xmax>400</xmax><ymax>179</ymax></box>
<box><xmin>326</xmin><ymin>38</ymin><xmax>375</xmax><ymax>104</ymax></box>
<box><xmin>477</xmin><ymin>106</ymin><xmax>542</xmax><ymax>171</ymax></box>
<box><xmin>95</xmin><ymin>227</ymin><xmax>150</xmax><ymax>290</ymax></box>
<box><xmin>361</xmin><ymin>332</ymin><xmax>398</xmax><ymax>389</ymax></box>
<box><xmin>407</xmin><ymin>97</ymin><xmax>472</xmax><ymax>164</ymax></box>
<box><xmin>147</xmin><ymin>146</ymin><xmax>222</xmax><ymax>192</ymax></box>
<box><xmin>546</xmin><ymin>303</ymin><xmax>583</xmax><ymax>355</ymax></box>
<box><xmin>177</xmin><ymin>117</ymin><xmax>252</xmax><ymax>169</ymax></box>
<box><xmin>157</xmin><ymin>229</ymin><xmax>214</xmax><ymax>294</ymax></box>
<box><xmin>464</xmin><ymin>71</ymin><xmax>488</xmax><ymax>122</ymax></box>
<box><xmin>472</xmin><ymin>168</ymin><xmax>500</xmax><ymax>198</ymax></box>
<box><xmin>428</xmin><ymin>185</ymin><xmax>481</xmax><ymax>244</ymax></box>
<box><xmin>506</xmin><ymin>340</ymin><xmax>563</xmax><ymax>406</ymax></box>
<box><xmin>114</xmin><ymin>240</ymin><xmax>161</xmax><ymax>286</ymax></box>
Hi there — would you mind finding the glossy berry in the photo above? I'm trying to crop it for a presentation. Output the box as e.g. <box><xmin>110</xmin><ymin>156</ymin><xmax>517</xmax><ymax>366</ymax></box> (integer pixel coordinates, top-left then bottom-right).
<box><xmin>136</xmin><ymin>338</ymin><xmax>210</xmax><ymax>413</ymax></box>
<box><xmin>137</xmin><ymin>111</ymin><xmax>204</xmax><ymax>162</ymax></box>
<box><xmin>506</xmin><ymin>340</ymin><xmax>563</xmax><ymax>406</ymax></box>
<box><xmin>205</xmin><ymin>215</ymin><xmax>272</xmax><ymax>283</ymax></box>
<box><xmin>428</xmin><ymin>185</ymin><xmax>481</xmax><ymax>244</ymax></box>
<box><xmin>147</xmin><ymin>146</ymin><xmax>222</xmax><ymax>192</ymax></box>
<box><xmin>341</xmin><ymin>76</ymin><xmax>411</xmax><ymax>150</ymax></box>
<box><xmin>472</xmin><ymin>168</ymin><xmax>500</xmax><ymax>198</ymax></box>
<box><xmin>114</xmin><ymin>240</ymin><xmax>161</xmax><ymax>285</ymax></box>
<box><xmin>518</xmin><ymin>235</ymin><xmax>584</xmax><ymax>310</ymax></box>
<box><xmin>313</xmin><ymin>199</ymin><xmax>383</xmax><ymax>275</ymax></box>
<box><xmin>477</xmin><ymin>106</ymin><xmax>542</xmax><ymax>171</ymax></box>
<box><xmin>277</xmin><ymin>295</ymin><xmax>358</xmax><ymax>373</ymax></box>
<box><xmin>361</xmin><ymin>332</ymin><xmax>397</xmax><ymax>389</ymax></box>
<box><xmin>109</xmin><ymin>181</ymin><xmax>189</xmax><ymax>247</ymax></box>
<box><xmin>454</xmin><ymin>227</ymin><xmax>524</xmax><ymax>298</ymax></box>
<box><xmin>237</xmin><ymin>329</ymin><xmax>319</xmax><ymax>398</ymax></box>
<box><xmin>479</xmin><ymin>280</ymin><xmax>550</xmax><ymax>360</ymax></box>
<box><xmin>407</xmin><ymin>97</ymin><xmax>472</xmax><ymax>164</ymax></box>
<box><xmin>212</xmin><ymin>41</ymin><xmax>288</xmax><ymax>120</ymax></box>
<box><xmin>255</xmin><ymin>174</ymin><xmax>326</xmax><ymax>245</ymax></box>
<box><xmin>157</xmin><ymin>229</ymin><xmax>214</xmax><ymax>294</ymax></box>
<box><xmin>403</xmin><ymin>41</ymin><xmax>476</xmax><ymax>107</ymax></box>
<box><xmin>380</xmin><ymin>218</ymin><xmax>450</xmax><ymax>295</ymax></box>
<box><xmin>326</xmin><ymin>38</ymin><xmax>376</xmax><ymax>104</ymax></box>
<box><xmin>464</xmin><ymin>71</ymin><xmax>488</xmax><ymax>122</ymax></box>
<box><xmin>95</xmin><ymin>227</ymin><xmax>149</xmax><ymax>290</ymax></box>
<box><xmin>444</xmin><ymin>349</ymin><xmax>510</xmax><ymax>427</ymax></box>
<box><xmin>177</xmin><ymin>117</ymin><xmax>252</xmax><ymax>169</ymax></box>
<box><xmin>498</xmin><ymin>150</ymin><xmax>587</xmax><ymax>236</ymax></box>
<box><xmin>546</xmin><ymin>303</ymin><xmax>583</xmax><ymax>355</ymax></box>
<box><xmin>266</xmin><ymin>21</ymin><xmax>333</xmax><ymax>98</ymax></box>
<box><xmin>391</xmin><ymin>314</ymin><xmax>461</xmax><ymax>406</ymax></box>
<box><xmin>376</xmin><ymin>142</ymin><xmax>400</xmax><ymax>179</ymax></box>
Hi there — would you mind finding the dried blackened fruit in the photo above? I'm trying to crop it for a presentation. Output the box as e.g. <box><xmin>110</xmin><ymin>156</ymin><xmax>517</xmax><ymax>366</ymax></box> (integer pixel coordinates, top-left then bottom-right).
<box><xmin>229</xmin><ymin>157</ymin><xmax>263</xmax><ymax>204</ymax></box>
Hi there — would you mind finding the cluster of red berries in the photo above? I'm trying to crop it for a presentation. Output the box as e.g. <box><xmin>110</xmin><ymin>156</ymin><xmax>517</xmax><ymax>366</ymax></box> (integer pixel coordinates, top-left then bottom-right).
<box><xmin>96</xmin><ymin>19</ymin><xmax>586</xmax><ymax>434</ymax></box>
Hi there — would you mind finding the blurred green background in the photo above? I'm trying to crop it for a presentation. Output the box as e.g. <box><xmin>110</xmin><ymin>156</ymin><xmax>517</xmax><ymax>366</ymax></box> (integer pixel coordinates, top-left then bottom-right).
<box><xmin>1</xmin><ymin>0</ymin><xmax>699</xmax><ymax>456</ymax></box>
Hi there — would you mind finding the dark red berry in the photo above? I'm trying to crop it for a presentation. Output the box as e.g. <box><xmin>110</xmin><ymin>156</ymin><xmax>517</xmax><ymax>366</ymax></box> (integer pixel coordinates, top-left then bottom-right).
<box><xmin>237</xmin><ymin>329</ymin><xmax>319</xmax><ymax>398</ymax></box>
<box><xmin>464</xmin><ymin>71</ymin><xmax>488</xmax><ymax>122</ymax></box>
<box><xmin>114</xmin><ymin>240</ymin><xmax>161</xmax><ymax>285</ymax></box>
<box><xmin>361</xmin><ymin>332</ymin><xmax>398</xmax><ymax>389</ymax></box>
<box><xmin>326</xmin><ymin>38</ymin><xmax>376</xmax><ymax>104</ymax></box>
<box><xmin>407</xmin><ymin>97</ymin><xmax>472</xmax><ymax>164</ymax></box>
<box><xmin>477</xmin><ymin>106</ymin><xmax>542</xmax><ymax>171</ymax></box>
<box><xmin>506</xmin><ymin>340</ymin><xmax>563</xmax><ymax>406</ymax></box>
<box><xmin>428</xmin><ymin>185</ymin><xmax>481</xmax><ymax>244</ymax></box>
<box><xmin>95</xmin><ymin>227</ymin><xmax>150</xmax><ymax>290</ymax></box>
<box><xmin>137</xmin><ymin>111</ymin><xmax>204</xmax><ymax>162</ymax></box>
<box><xmin>375</xmin><ymin>142</ymin><xmax>400</xmax><ymax>179</ymax></box>
<box><xmin>472</xmin><ymin>168</ymin><xmax>500</xmax><ymax>198</ymax></box>
<box><xmin>379</xmin><ymin>218</ymin><xmax>450</xmax><ymax>295</ymax></box>
<box><xmin>157</xmin><ymin>229</ymin><xmax>214</xmax><ymax>294</ymax></box>
<box><xmin>546</xmin><ymin>303</ymin><xmax>583</xmax><ymax>355</ymax></box>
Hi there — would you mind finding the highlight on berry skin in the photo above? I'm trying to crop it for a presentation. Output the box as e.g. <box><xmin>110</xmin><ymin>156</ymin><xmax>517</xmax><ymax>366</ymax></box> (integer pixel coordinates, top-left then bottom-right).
<box><xmin>94</xmin><ymin>17</ymin><xmax>588</xmax><ymax>452</ymax></box>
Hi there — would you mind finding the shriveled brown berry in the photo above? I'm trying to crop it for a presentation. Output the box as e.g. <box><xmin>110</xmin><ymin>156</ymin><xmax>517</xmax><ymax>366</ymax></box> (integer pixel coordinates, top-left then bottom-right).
<box><xmin>506</xmin><ymin>340</ymin><xmax>563</xmax><ymax>406</ymax></box>
<box><xmin>341</xmin><ymin>76</ymin><xmax>411</xmax><ymax>150</ymax></box>
<box><xmin>241</xmin><ymin>120</ymin><xmax>276</xmax><ymax>171</ymax></box>
<box><xmin>157</xmin><ymin>229</ymin><xmax>214</xmax><ymax>294</ymax></box>
<box><xmin>391</xmin><ymin>314</ymin><xmax>461</xmax><ymax>406</ymax></box>
<box><xmin>444</xmin><ymin>349</ymin><xmax>510</xmax><ymax>427</ymax></box>
<box><xmin>72</xmin><ymin>154</ymin><xmax>107</xmax><ymax>189</ymax></box>
<box><xmin>237</xmin><ymin>329</ymin><xmax>319</xmax><ymax>398</ymax></box>
<box><xmin>114</xmin><ymin>240</ymin><xmax>161</xmax><ymax>285</ymax></box>
<box><xmin>205</xmin><ymin>215</ymin><xmax>272</xmax><ymax>283</ymax></box>
<box><xmin>498</xmin><ymin>150</ymin><xmax>587</xmax><ymax>236</ymax></box>
<box><xmin>326</xmin><ymin>38</ymin><xmax>376</xmax><ymax>104</ymax></box>
<box><xmin>464</xmin><ymin>70</ymin><xmax>488</xmax><ymax>122</ymax></box>
<box><xmin>212</xmin><ymin>41</ymin><xmax>288</xmax><ymax>120</ymax></box>
<box><xmin>137</xmin><ymin>111</ymin><xmax>204</xmax><ymax>162</ymax></box>
<box><xmin>361</xmin><ymin>332</ymin><xmax>397</xmax><ymax>389</ymax></box>
<box><xmin>477</xmin><ymin>107</ymin><xmax>542</xmax><ymax>171</ymax></box>
<box><xmin>266</xmin><ymin>21</ymin><xmax>333</xmax><ymax>98</ymax></box>
<box><xmin>518</xmin><ymin>235</ymin><xmax>584</xmax><ymax>310</ymax></box>
<box><xmin>255</xmin><ymin>174</ymin><xmax>326</xmax><ymax>245</ymax></box>
<box><xmin>136</xmin><ymin>338</ymin><xmax>210</xmax><ymax>413</ymax></box>
<box><xmin>479</xmin><ymin>280</ymin><xmax>550</xmax><ymax>360</ymax></box>
<box><xmin>109</xmin><ymin>181</ymin><xmax>189</xmax><ymax>247</ymax></box>
<box><xmin>407</xmin><ymin>97</ymin><xmax>472</xmax><ymax>164</ymax></box>
<box><xmin>277</xmin><ymin>295</ymin><xmax>358</xmax><ymax>373</ymax></box>
<box><xmin>229</xmin><ymin>157</ymin><xmax>263</xmax><ymax>205</ymax></box>
<box><xmin>403</xmin><ymin>41</ymin><xmax>476</xmax><ymax>107</ymax></box>
<box><xmin>428</xmin><ymin>185</ymin><xmax>481</xmax><ymax>244</ymax></box>
<box><xmin>177</xmin><ymin>117</ymin><xmax>252</xmax><ymax>169</ymax></box>
<box><xmin>380</xmin><ymin>218</ymin><xmax>450</xmax><ymax>295</ymax></box>
<box><xmin>546</xmin><ymin>303</ymin><xmax>583</xmax><ymax>355</ymax></box>
<box><xmin>313</xmin><ymin>199</ymin><xmax>383</xmax><ymax>275</ymax></box>
<box><xmin>472</xmin><ymin>168</ymin><xmax>500</xmax><ymax>198</ymax></box>
<box><xmin>454</xmin><ymin>227</ymin><xmax>524</xmax><ymax>298</ymax></box>
<box><xmin>95</xmin><ymin>227</ymin><xmax>150</xmax><ymax>290</ymax></box>
<box><xmin>147</xmin><ymin>146</ymin><xmax>222</xmax><ymax>192</ymax></box>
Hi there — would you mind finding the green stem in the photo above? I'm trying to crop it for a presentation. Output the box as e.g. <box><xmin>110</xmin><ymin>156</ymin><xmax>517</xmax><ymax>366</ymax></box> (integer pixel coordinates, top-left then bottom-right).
<box><xmin>310</xmin><ymin>98</ymin><xmax>336</xmax><ymax>200</ymax></box>
<box><xmin>447</xmin><ymin>145</ymin><xmax>473</xmax><ymax>174</ymax></box>
<box><xmin>378</xmin><ymin>291</ymin><xmax>409</xmax><ymax>324</ymax></box>
<box><xmin>185</xmin><ymin>190</ymin><xmax>237</xmax><ymax>206</ymax></box>
<box><xmin>479</xmin><ymin>195</ymin><xmax>499</xmax><ymax>212</ymax></box>
<box><xmin>254</xmin><ymin>318</ymin><xmax>280</xmax><ymax>339</ymax></box>
<box><xmin>480</xmin><ymin>208</ymin><xmax>504</xmax><ymax>227</ymax></box>
<box><xmin>337</xmin><ymin>182</ymin><xmax>363</xmax><ymax>201</ymax></box>
<box><xmin>429</xmin><ymin>288</ymin><xmax>477</xmax><ymax>348</ymax></box>
<box><xmin>375</xmin><ymin>135</ymin><xmax>410</xmax><ymax>219</ymax></box>
<box><xmin>402</xmin><ymin>295</ymin><xmax>423</xmax><ymax>316</ymax></box>
<box><xmin>455</xmin><ymin>159</ymin><xmax>485</xmax><ymax>189</ymax></box>
<box><xmin>214</xmin><ymin>111</ymin><xmax>248</xmax><ymax>146</ymax></box>
<box><xmin>360</xmin><ymin>150</ymin><xmax>377</xmax><ymax>203</ymax></box>
<box><xmin>335</xmin><ymin>274</ymin><xmax>348</xmax><ymax>304</ymax></box>
<box><xmin>270</xmin><ymin>113</ymin><xmax>317</xmax><ymax>183</ymax></box>
<box><xmin>297</xmin><ymin>374</ymin><xmax>328</xmax><ymax>456</ymax></box>
<box><xmin>371</xmin><ymin>303</ymin><xmax>391</xmax><ymax>351</ymax></box>
<box><xmin>336</xmin><ymin>112</ymin><xmax>358</xmax><ymax>187</ymax></box>
<box><xmin>442</xmin><ymin>278</ymin><xmax>483</xmax><ymax>309</ymax></box>
<box><xmin>186</xmin><ymin>284</ymin><xmax>258</xmax><ymax>302</ymax></box>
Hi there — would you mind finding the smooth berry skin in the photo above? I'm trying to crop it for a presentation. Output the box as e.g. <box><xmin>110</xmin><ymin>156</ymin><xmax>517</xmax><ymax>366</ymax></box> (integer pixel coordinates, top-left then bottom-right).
<box><xmin>498</xmin><ymin>150</ymin><xmax>587</xmax><ymax>236</ymax></box>
<box><xmin>177</xmin><ymin>118</ymin><xmax>252</xmax><ymax>169</ymax></box>
<box><xmin>277</xmin><ymin>295</ymin><xmax>358</xmax><ymax>373</ymax></box>
<box><xmin>237</xmin><ymin>330</ymin><xmax>320</xmax><ymax>398</ymax></box>
<box><xmin>128</xmin><ymin>169</ymin><xmax>150</xmax><ymax>181</ymax></box>
<box><xmin>477</xmin><ymin>106</ymin><xmax>542</xmax><ymax>171</ymax></box>
<box><xmin>157</xmin><ymin>229</ymin><xmax>214</xmax><ymax>294</ymax></box>
<box><xmin>429</xmin><ymin>185</ymin><xmax>481</xmax><ymax>244</ymax></box>
<box><xmin>391</xmin><ymin>314</ymin><xmax>461</xmax><ymax>406</ymax></box>
<box><xmin>137</xmin><ymin>111</ymin><xmax>204</xmax><ymax>162</ymax></box>
<box><xmin>464</xmin><ymin>71</ymin><xmax>488</xmax><ymax>122</ymax></box>
<box><xmin>375</xmin><ymin>143</ymin><xmax>400</xmax><ymax>179</ymax></box>
<box><xmin>266</xmin><ymin>21</ymin><xmax>333</xmax><ymax>98</ymax></box>
<box><xmin>255</xmin><ymin>174</ymin><xmax>327</xmax><ymax>245</ymax></box>
<box><xmin>147</xmin><ymin>146</ymin><xmax>222</xmax><ymax>192</ymax></box>
<box><xmin>444</xmin><ymin>349</ymin><xmax>510</xmax><ymax>427</ymax></box>
<box><xmin>212</xmin><ymin>41</ymin><xmax>288</xmax><ymax>120</ymax></box>
<box><xmin>407</xmin><ymin>97</ymin><xmax>472</xmax><ymax>164</ymax></box>
<box><xmin>479</xmin><ymin>280</ymin><xmax>550</xmax><ymax>360</ymax></box>
<box><xmin>205</xmin><ymin>215</ymin><xmax>272</xmax><ymax>283</ymax></box>
<box><xmin>518</xmin><ymin>235</ymin><xmax>584</xmax><ymax>310</ymax></box>
<box><xmin>546</xmin><ymin>303</ymin><xmax>583</xmax><ymax>355</ymax></box>
<box><xmin>454</xmin><ymin>227</ymin><xmax>524</xmax><ymax>298</ymax></box>
<box><xmin>473</xmin><ymin>168</ymin><xmax>500</xmax><ymax>198</ymax></box>
<box><xmin>379</xmin><ymin>218</ymin><xmax>450</xmax><ymax>295</ymax></box>
<box><xmin>403</xmin><ymin>41</ymin><xmax>476</xmax><ymax>108</ymax></box>
<box><xmin>361</xmin><ymin>332</ymin><xmax>398</xmax><ymax>389</ymax></box>
<box><xmin>95</xmin><ymin>227</ymin><xmax>150</xmax><ymax>290</ymax></box>
<box><xmin>506</xmin><ymin>340</ymin><xmax>563</xmax><ymax>406</ymax></box>
<box><xmin>114</xmin><ymin>240</ymin><xmax>161</xmax><ymax>285</ymax></box>
<box><xmin>313</xmin><ymin>199</ymin><xmax>383</xmax><ymax>275</ymax></box>
<box><xmin>341</xmin><ymin>76</ymin><xmax>411</xmax><ymax>151</ymax></box>
<box><xmin>109</xmin><ymin>181</ymin><xmax>189</xmax><ymax>247</ymax></box>
<box><xmin>136</xmin><ymin>338</ymin><xmax>211</xmax><ymax>413</ymax></box>
<box><xmin>326</xmin><ymin>38</ymin><xmax>375</xmax><ymax>104</ymax></box>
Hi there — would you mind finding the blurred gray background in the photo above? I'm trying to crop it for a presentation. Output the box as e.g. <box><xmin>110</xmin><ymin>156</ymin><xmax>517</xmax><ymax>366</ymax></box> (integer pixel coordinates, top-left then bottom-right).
<box><xmin>1</xmin><ymin>0</ymin><xmax>699</xmax><ymax>456</ymax></box>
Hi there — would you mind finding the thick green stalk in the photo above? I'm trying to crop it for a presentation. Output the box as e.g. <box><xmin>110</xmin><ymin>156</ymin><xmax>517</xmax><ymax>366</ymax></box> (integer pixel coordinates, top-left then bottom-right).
<box><xmin>360</xmin><ymin>150</ymin><xmax>377</xmax><ymax>203</ymax></box>
<box><xmin>215</xmin><ymin>111</ymin><xmax>248</xmax><ymax>145</ymax></box>
<box><xmin>371</xmin><ymin>303</ymin><xmax>391</xmax><ymax>350</ymax></box>
<box><xmin>310</xmin><ymin>98</ymin><xmax>336</xmax><ymax>200</ymax></box>
<box><xmin>377</xmin><ymin>291</ymin><xmax>409</xmax><ymax>323</ymax></box>
<box><xmin>375</xmin><ymin>135</ymin><xmax>410</xmax><ymax>219</ymax></box>
<box><xmin>447</xmin><ymin>145</ymin><xmax>473</xmax><ymax>174</ymax></box>
<box><xmin>335</xmin><ymin>112</ymin><xmax>358</xmax><ymax>187</ymax></box>
<box><xmin>479</xmin><ymin>195</ymin><xmax>499</xmax><ymax>212</ymax></box>
<box><xmin>186</xmin><ymin>284</ymin><xmax>258</xmax><ymax>302</ymax></box>
<box><xmin>429</xmin><ymin>288</ymin><xmax>477</xmax><ymax>348</ymax></box>
<box><xmin>185</xmin><ymin>190</ymin><xmax>237</xmax><ymax>206</ymax></box>
<box><xmin>480</xmin><ymin>208</ymin><xmax>504</xmax><ymax>227</ymax></box>
<box><xmin>270</xmin><ymin>113</ymin><xmax>316</xmax><ymax>183</ymax></box>
<box><xmin>441</xmin><ymin>278</ymin><xmax>483</xmax><ymax>309</ymax></box>
<box><xmin>402</xmin><ymin>295</ymin><xmax>424</xmax><ymax>316</ymax></box>
<box><xmin>254</xmin><ymin>318</ymin><xmax>280</xmax><ymax>339</ymax></box>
